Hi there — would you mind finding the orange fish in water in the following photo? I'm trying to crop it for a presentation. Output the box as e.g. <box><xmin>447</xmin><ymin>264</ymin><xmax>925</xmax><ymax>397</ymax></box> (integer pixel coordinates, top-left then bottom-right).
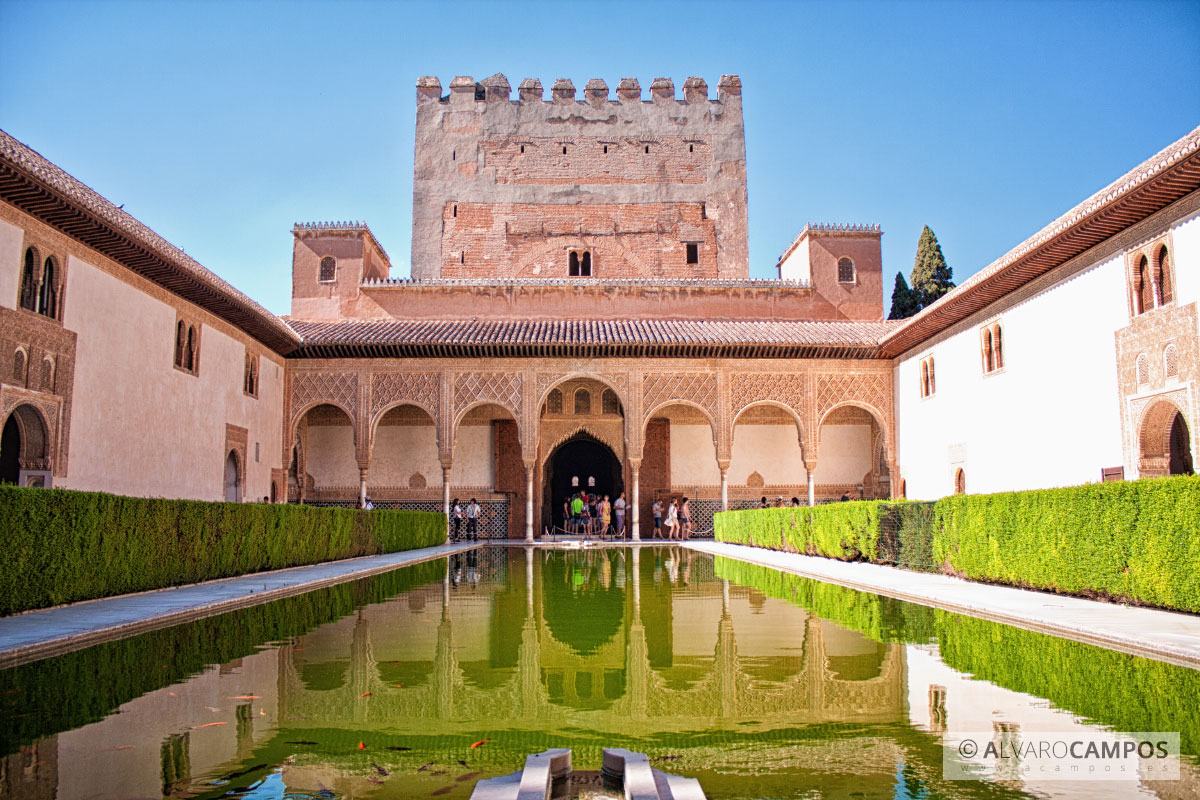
<box><xmin>231</xmin><ymin>695</ymin><xmax>261</xmax><ymax>700</ymax></box>
<box><xmin>470</xmin><ymin>739</ymin><xmax>490</xmax><ymax>749</ymax></box>
<box><xmin>192</xmin><ymin>722</ymin><xmax>227</xmax><ymax>729</ymax></box>
<box><xmin>358</xmin><ymin>741</ymin><xmax>366</xmax><ymax>751</ymax></box>
<box><xmin>394</xmin><ymin>684</ymin><xmax>404</xmax><ymax>688</ymax></box>
<box><xmin>358</xmin><ymin>692</ymin><xmax>372</xmax><ymax>698</ymax></box>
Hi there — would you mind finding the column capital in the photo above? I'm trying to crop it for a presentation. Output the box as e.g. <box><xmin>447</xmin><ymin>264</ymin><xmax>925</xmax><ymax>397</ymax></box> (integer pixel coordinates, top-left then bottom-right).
<box><xmin>356</xmin><ymin>460</ymin><xmax>370</xmax><ymax>473</ymax></box>
<box><xmin>439</xmin><ymin>458</ymin><xmax>454</xmax><ymax>472</ymax></box>
<box><xmin>627</xmin><ymin>456</ymin><xmax>642</xmax><ymax>472</ymax></box>
<box><xmin>717</xmin><ymin>459</ymin><xmax>731</xmax><ymax>473</ymax></box>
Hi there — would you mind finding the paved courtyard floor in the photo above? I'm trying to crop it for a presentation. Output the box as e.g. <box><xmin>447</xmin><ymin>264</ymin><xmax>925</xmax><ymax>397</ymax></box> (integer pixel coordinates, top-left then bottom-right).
<box><xmin>685</xmin><ymin>540</ymin><xmax>1200</xmax><ymax>669</ymax></box>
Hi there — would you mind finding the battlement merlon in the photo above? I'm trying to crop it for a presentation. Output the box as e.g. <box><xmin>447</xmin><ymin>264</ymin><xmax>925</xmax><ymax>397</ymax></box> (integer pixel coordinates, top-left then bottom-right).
<box><xmin>414</xmin><ymin>74</ymin><xmax>741</xmax><ymax>106</ymax></box>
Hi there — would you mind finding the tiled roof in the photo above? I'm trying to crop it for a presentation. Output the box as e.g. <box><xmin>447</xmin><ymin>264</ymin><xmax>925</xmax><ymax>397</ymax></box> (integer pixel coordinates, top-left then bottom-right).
<box><xmin>364</xmin><ymin>277</ymin><xmax>812</xmax><ymax>289</ymax></box>
<box><xmin>0</xmin><ymin>129</ymin><xmax>301</xmax><ymax>353</ymax></box>
<box><xmin>880</xmin><ymin>124</ymin><xmax>1200</xmax><ymax>356</ymax></box>
<box><xmin>286</xmin><ymin>318</ymin><xmax>899</xmax><ymax>359</ymax></box>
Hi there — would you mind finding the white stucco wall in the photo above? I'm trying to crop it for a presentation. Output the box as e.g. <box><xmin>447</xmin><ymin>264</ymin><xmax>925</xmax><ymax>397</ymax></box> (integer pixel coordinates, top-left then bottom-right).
<box><xmin>306</xmin><ymin>425</ymin><xmax>358</xmax><ymax>487</ymax></box>
<box><xmin>60</xmin><ymin>255</ymin><xmax>284</xmax><ymax>500</ymax></box>
<box><xmin>451</xmin><ymin>425</ymin><xmax>494</xmax><ymax>488</ymax></box>
<box><xmin>669</xmin><ymin>424</ymin><xmax>720</xmax><ymax>486</ymax></box>
<box><xmin>372</xmin><ymin>424</ymin><xmax>440</xmax><ymax>486</ymax></box>
<box><xmin>0</xmin><ymin>217</ymin><xmax>22</xmax><ymax>310</ymax></box>
<box><xmin>1171</xmin><ymin>211</ymin><xmax>1200</xmax><ymax>306</ymax></box>
<box><xmin>894</xmin><ymin>253</ymin><xmax>1129</xmax><ymax>500</ymax></box>
<box><xmin>728</xmin><ymin>424</ymin><xmax>808</xmax><ymax>485</ymax></box>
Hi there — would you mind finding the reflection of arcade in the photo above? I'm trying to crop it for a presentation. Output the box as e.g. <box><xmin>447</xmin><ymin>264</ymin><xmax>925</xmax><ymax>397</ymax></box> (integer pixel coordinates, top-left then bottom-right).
<box><xmin>277</xmin><ymin>548</ymin><xmax>905</xmax><ymax>751</ymax></box>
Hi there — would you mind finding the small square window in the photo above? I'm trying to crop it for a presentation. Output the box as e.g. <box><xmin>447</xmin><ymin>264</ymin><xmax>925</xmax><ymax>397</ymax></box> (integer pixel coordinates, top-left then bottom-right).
<box><xmin>686</xmin><ymin>243</ymin><xmax>699</xmax><ymax>265</ymax></box>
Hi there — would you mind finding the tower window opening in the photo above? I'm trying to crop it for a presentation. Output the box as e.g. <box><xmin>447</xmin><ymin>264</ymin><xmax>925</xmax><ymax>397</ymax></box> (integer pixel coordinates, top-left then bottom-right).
<box><xmin>520</xmin><ymin>145</ymin><xmax>524</xmax><ymax>153</ymax></box>
<box><xmin>319</xmin><ymin>256</ymin><xmax>336</xmax><ymax>283</ymax></box>
<box><xmin>603</xmin><ymin>145</ymin><xmax>608</xmax><ymax>154</ymax></box>
<box><xmin>644</xmin><ymin>145</ymin><xmax>649</xmax><ymax>154</ymax></box>
<box><xmin>569</xmin><ymin>250</ymin><xmax>592</xmax><ymax>277</ymax></box>
<box><xmin>562</xmin><ymin>146</ymin><xmax>567</xmax><ymax>155</ymax></box>
<box><xmin>581</xmin><ymin>251</ymin><xmax>591</xmax><ymax>276</ymax></box>
<box><xmin>689</xmin><ymin>144</ymin><xmax>694</xmax><ymax>153</ymax></box>
<box><xmin>569</xmin><ymin>251</ymin><xmax>579</xmax><ymax>276</ymax></box>
<box><xmin>460</xmin><ymin>251</ymin><xmax>465</xmax><ymax>264</ymax></box>
<box><xmin>838</xmin><ymin>257</ymin><xmax>856</xmax><ymax>284</ymax></box>
<box><xmin>452</xmin><ymin>205</ymin><xmax>457</xmax><ymax>217</ymax></box>
<box><xmin>686</xmin><ymin>243</ymin><xmax>699</xmax><ymax>264</ymax></box>
<box><xmin>452</xmin><ymin>150</ymin><xmax>456</xmax><ymax>161</ymax></box>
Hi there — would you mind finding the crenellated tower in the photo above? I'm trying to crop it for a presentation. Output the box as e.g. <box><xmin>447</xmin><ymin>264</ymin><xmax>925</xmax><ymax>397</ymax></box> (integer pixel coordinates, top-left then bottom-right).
<box><xmin>411</xmin><ymin>74</ymin><xmax>749</xmax><ymax>281</ymax></box>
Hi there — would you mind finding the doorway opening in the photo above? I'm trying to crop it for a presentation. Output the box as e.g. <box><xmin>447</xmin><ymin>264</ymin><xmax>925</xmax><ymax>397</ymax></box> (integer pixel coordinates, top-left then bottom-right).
<box><xmin>543</xmin><ymin>433</ymin><xmax>623</xmax><ymax>530</ymax></box>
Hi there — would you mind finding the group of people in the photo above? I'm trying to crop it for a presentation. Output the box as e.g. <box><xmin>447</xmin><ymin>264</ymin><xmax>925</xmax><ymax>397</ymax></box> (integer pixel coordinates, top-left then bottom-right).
<box><xmin>759</xmin><ymin>495</ymin><xmax>802</xmax><ymax>508</ymax></box>
<box><xmin>451</xmin><ymin>497</ymin><xmax>484</xmax><ymax>540</ymax></box>
<box><xmin>562</xmin><ymin>492</ymin><xmax>627</xmax><ymax>538</ymax></box>
<box><xmin>650</xmin><ymin>496</ymin><xmax>693</xmax><ymax>539</ymax></box>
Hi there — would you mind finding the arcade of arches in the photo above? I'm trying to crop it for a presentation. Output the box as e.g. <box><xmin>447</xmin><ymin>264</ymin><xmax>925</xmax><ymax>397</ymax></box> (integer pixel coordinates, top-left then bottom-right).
<box><xmin>283</xmin><ymin>361</ymin><xmax>896</xmax><ymax>538</ymax></box>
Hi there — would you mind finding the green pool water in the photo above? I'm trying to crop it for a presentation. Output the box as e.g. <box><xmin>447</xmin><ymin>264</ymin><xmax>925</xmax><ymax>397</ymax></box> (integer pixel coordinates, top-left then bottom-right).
<box><xmin>1</xmin><ymin>546</ymin><xmax>1197</xmax><ymax>799</ymax></box>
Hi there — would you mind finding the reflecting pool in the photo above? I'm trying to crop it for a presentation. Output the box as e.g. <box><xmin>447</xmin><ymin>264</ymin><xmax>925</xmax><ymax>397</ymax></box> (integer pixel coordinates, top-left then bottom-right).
<box><xmin>1</xmin><ymin>546</ymin><xmax>1198</xmax><ymax>799</ymax></box>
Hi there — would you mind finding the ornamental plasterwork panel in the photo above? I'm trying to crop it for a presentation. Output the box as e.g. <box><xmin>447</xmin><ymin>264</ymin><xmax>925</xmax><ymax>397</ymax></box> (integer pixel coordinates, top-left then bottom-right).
<box><xmin>730</xmin><ymin>372</ymin><xmax>805</xmax><ymax>418</ymax></box>
<box><xmin>641</xmin><ymin>372</ymin><xmax>718</xmax><ymax>421</ymax></box>
<box><xmin>370</xmin><ymin>371</ymin><xmax>440</xmax><ymax>421</ymax></box>
<box><xmin>291</xmin><ymin>371</ymin><xmax>358</xmax><ymax>422</ymax></box>
<box><xmin>0</xmin><ymin>388</ymin><xmax>62</xmax><ymax>472</ymax></box>
<box><xmin>454</xmin><ymin>371</ymin><xmax>523</xmax><ymax>420</ymax></box>
<box><xmin>816</xmin><ymin>372</ymin><xmax>889</xmax><ymax>423</ymax></box>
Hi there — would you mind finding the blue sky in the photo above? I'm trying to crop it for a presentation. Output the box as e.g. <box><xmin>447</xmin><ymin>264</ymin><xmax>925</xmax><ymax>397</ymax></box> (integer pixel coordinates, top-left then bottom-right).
<box><xmin>1</xmin><ymin>0</ymin><xmax>1197</xmax><ymax>316</ymax></box>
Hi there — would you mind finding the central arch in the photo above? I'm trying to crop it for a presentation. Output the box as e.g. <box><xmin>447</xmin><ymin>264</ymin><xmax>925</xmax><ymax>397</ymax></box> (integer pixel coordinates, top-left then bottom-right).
<box><xmin>1139</xmin><ymin>399</ymin><xmax>1194</xmax><ymax>477</ymax></box>
<box><xmin>543</xmin><ymin>432</ymin><xmax>624</xmax><ymax>530</ymax></box>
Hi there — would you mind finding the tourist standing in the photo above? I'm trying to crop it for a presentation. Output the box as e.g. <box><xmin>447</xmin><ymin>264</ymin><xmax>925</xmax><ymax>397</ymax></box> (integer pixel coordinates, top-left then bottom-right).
<box><xmin>570</xmin><ymin>493</ymin><xmax>584</xmax><ymax>535</ymax></box>
<box><xmin>759</xmin><ymin>497</ymin><xmax>768</xmax><ymax>509</ymax></box>
<box><xmin>452</xmin><ymin>498</ymin><xmax>463</xmax><ymax>540</ymax></box>
<box><xmin>613</xmin><ymin>492</ymin><xmax>626</xmax><ymax>538</ymax></box>
<box><xmin>600</xmin><ymin>495</ymin><xmax>612</xmax><ymax>538</ymax></box>
<box><xmin>665</xmin><ymin>499</ymin><xmax>679</xmax><ymax>539</ymax></box>
<box><xmin>679</xmin><ymin>497</ymin><xmax>691</xmax><ymax>539</ymax></box>
<box><xmin>466</xmin><ymin>498</ymin><xmax>481</xmax><ymax>540</ymax></box>
<box><xmin>652</xmin><ymin>499</ymin><xmax>663</xmax><ymax>537</ymax></box>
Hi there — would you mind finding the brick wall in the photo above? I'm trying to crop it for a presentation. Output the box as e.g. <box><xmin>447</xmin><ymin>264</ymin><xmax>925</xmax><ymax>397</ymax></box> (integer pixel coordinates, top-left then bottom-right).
<box><xmin>483</xmin><ymin>136</ymin><xmax>711</xmax><ymax>185</ymax></box>
<box><xmin>493</xmin><ymin>419</ymin><xmax>526</xmax><ymax>537</ymax></box>
<box><xmin>639</xmin><ymin>418</ymin><xmax>670</xmax><ymax>538</ymax></box>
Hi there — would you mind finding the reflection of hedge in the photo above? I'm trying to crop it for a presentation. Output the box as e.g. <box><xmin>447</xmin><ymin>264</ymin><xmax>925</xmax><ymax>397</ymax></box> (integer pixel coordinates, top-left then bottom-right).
<box><xmin>713</xmin><ymin>502</ymin><xmax>880</xmax><ymax>561</ymax></box>
<box><xmin>934</xmin><ymin>476</ymin><xmax>1200</xmax><ymax>612</ymax></box>
<box><xmin>0</xmin><ymin>558</ymin><xmax>445</xmax><ymax>755</ymax></box>
<box><xmin>713</xmin><ymin>556</ymin><xmax>935</xmax><ymax>644</ymax></box>
<box><xmin>716</xmin><ymin>476</ymin><xmax>1200</xmax><ymax>612</ymax></box>
<box><xmin>936</xmin><ymin>613</ymin><xmax>1200</xmax><ymax>755</ymax></box>
<box><xmin>0</xmin><ymin>485</ymin><xmax>447</xmax><ymax>615</ymax></box>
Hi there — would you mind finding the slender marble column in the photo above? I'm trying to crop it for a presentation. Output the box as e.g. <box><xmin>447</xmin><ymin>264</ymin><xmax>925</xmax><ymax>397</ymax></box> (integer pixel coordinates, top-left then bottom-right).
<box><xmin>442</xmin><ymin>465</ymin><xmax>452</xmax><ymax>541</ymax></box>
<box><xmin>630</xmin><ymin>463</ymin><xmax>641</xmax><ymax>541</ymax></box>
<box><xmin>720</xmin><ymin>467</ymin><xmax>729</xmax><ymax>511</ymax></box>
<box><xmin>525</xmin><ymin>463</ymin><xmax>535</xmax><ymax>542</ymax></box>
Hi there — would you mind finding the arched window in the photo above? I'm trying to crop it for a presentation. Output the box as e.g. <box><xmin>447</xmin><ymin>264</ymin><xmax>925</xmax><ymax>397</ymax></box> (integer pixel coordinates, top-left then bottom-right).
<box><xmin>19</xmin><ymin>248</ymin><xmax>38</xmax><ymax>311</ymax></box>
<box><xmin>41</xmin><ymin>358</ymin><xmax>54</xmax><ymax>392</ymax></box>
<box><xmin>837</xmin><ymin>257</ymin><xmax>856</xmax><ymax>284</ymax></box>
<box><xmin>898</xmin><ymin>478</ymin><xmax>907</xmax><ymax>499</ymax></box>
<box><xmin>1157</xmin><ymin>246</ymin><xmax>1172</xmax><ymax>306</ymax></box>
<box><xmin>13</xmin><ymin>349</ymin><xmax>26</xmax><ymax>385</ymax></box>
<box><xmin>569</xmin><ymin>251</ymin><xmax>579</xmax><ymax>276</ymax></box>
<box><xmin>982</xmin><ymin>329</ymin><xmax>993</xmax><ymax>373</ymax></box>
<box><xmin>174</xmin><ymin>321</ymin><xmax>187</xmax><ymax>367</ymax></box>
<box><xmin>1164</xmin><ymin>344</ymin><xmax>1179</xmax><ymax>379</ymax></box>
<box><xmin>920</xmin><ymin>361</ymin><xmax>930</xmax><ymax>398</ymax></box>
<box><xmin>602</xmin><ymin>388</ymin><xmax>620</xmax><ymax>415</ymax></box>
<box><xmin>38</xmin><ymin>257</ymin><xmax>58</xmax><ymax>319</ymax></box>
<box><xmin>954</xmin><ymin>468</ymin><xmax>966</xmax><ymax>495</ymax></box>
<box><xmin>185</xmin><ymin>326</ymin><xmax>197</xmax><ymax>372</ymax></box>
<box><xmin>992</xmin><ymin>324</ymin><xmax>1003</xmax><ymax>369</ymax></box>
<box><xmin>928</xmin><ymin>358</ymin><xmax>936</xmax><ymax>394</ymax></box>
<box><xmin>547</xmin><ymin>388</ymin><xmax>563</xmax><ymax>414</ymax></box>
<box><xmin>1138</xmin><ymin>255</ymin><xmax>1153</xmax><ymax>314</ymax></box>
<box><xmin>319</xmin><ymin>256</ymin><xmax>336</xmax><ymax>283</ymax></box>
<box><xmin>568</xmin><ymin>251</ymin><xmax>592</xmax><ymax>277</ymax></box>
<box><xmin>1136</xmin><ymin>353</ymin><xmax>1150</xmax><ymax>386</ymax></box>
<box><xmin>574</xmin><ymin>388</ymin><xmax>591</xmax><ymax>414</ymax></box>
<box><xmin>244</xmin><ymin>353</ymin><xmax>258</xmax><ymax>396</ymax></box>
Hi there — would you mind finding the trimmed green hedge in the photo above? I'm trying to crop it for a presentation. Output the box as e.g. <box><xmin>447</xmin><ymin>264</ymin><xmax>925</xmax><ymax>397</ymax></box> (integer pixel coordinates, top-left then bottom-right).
<box><xmin>0</xmin><ymin>486</ymin><xmax>447</xmax><ymax>615</ymax></box>
<box><xmin>934</xmin><ymin>475</ymin><xmax>1200</xmax><ymax>613</ymax></box>
<box><xmin>715</xmin><ymin>475</ymin><xmax>1200</xmax><ymax>612</ymax></box>
<box><xmin>713</xmin><ymin>501</ymin><xmax>881</xmax><ymax>561</ymax></box>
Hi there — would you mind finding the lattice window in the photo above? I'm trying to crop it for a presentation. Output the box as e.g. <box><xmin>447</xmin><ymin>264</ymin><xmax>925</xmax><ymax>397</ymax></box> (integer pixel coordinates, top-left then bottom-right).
<box><xmin>602</xmin><ymin>388</ymin><xmax>621</xmax><ymax>415</ymax></box>
<box><xmin>1136</xmin><ymin>353</ymin><xmax>1150</xmax><ymax>386</ymax></box>
<box><xmin>547</xmin><ymin>388</ymin><xmax>563</xmax><ymax>414</ymax></box>
<box><xmin>837</xmin><ymin>257</ymin><xmax>856</xmax><ymax>284</ymax></box>
<box><xmin>13</xmin><ymin>348</ymin><xmax>26</xmax><ymax>385</ymax></box>
<box><xmin>1157</xmin><ymin>245</ymin><xmax>1173</xmax><ymax>305</ymax></box>
<box><xmin>20</xmin><ymin>247</ymin><xmax>38</xmax><ymax>311</ymax></box>
<box><xmin>1164</xmin><ymin>345</ymin><xmax>1179</xmax><ymax>379</ymax></box>
<box><xmin>319</xmin><ymin>256</ymin><xmax>336</xmax><ymax>283</ymax></box>
<box><xmin>38</xmin><ymin>257</ymin><xmax>58</xmax><ymax>319</ymax></box>
<box><xmin>574</xmin><ymin>388</ymin><xmax>591</xmax><ymax>414</ymax></box>
<box><xmin>41</xmin><ymin>357</ymin><xmax>54</xmax><ymax>393</ymax></box>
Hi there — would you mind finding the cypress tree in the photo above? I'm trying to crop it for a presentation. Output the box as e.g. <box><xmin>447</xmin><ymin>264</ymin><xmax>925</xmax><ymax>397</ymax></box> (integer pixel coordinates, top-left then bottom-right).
<box><xmin>888</xmin><ymin>272</ymin><xmax>920</xmax><ymax>319</ymax></box>
<box><xmin>910</xmin><ymin>225</ymin><xmax>955</xmax><ymax>308</ymax></box>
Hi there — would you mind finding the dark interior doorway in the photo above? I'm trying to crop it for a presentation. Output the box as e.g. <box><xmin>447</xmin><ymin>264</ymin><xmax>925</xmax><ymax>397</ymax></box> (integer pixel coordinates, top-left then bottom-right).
<box><xmin>1169</xmin><ymin>412</ymin><xmax>1194</xmax><ymax>475</ymax></box>
<box><xmin>1</xmin><ymin>415</ymin><xmax>20</xmax><ymax>484</ymax></box>
<box><xmin>543</xmin><ymin>433</ymin><xmax>623</xmax><ymax>529</ymax></box>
